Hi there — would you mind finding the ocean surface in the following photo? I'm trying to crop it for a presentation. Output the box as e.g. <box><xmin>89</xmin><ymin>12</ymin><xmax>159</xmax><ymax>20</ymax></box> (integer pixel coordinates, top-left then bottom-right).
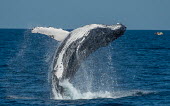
<box><xmin>0</xmin><ymin>29</ymin><xmax>170</xmax><ymax>105</ymax></box>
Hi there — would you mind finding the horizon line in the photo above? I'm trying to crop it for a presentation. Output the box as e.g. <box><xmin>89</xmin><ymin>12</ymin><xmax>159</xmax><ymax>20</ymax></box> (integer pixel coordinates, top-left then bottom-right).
<box><xmin>0</xmin><ymin>28</ymin><xmax>169</xmax><ymax>31</ymax></box>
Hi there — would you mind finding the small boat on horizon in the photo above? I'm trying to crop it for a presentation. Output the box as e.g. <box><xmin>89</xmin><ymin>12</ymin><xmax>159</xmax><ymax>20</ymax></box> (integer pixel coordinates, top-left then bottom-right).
<box><xmin>154</xmin><ymin>32</ymin><xmax>164</xmax><ymax>35</ymax></box>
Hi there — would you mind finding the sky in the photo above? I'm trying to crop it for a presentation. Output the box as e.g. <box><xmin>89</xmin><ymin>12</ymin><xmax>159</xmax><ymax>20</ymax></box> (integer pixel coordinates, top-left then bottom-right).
<box><xmin>0</xmin><ymin>0</ymin><xmax>170</xmax><ymax>30</ymax></box>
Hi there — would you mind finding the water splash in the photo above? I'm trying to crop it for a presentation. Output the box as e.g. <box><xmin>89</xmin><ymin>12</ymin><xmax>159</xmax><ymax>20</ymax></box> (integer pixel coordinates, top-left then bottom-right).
<box><xmin>53</xmin><ymin>80</ymin><xmax>112</xmax><ymax>100</ymax></box>
<box><xmin>52</xmin><ymin>80</ymin><xmax>155</xmax><ymax>100</ymax></box>
<box><xmin>50</xmin><ymin>44</ymin><xmax>155</xmax><ymax>100</ymax></box>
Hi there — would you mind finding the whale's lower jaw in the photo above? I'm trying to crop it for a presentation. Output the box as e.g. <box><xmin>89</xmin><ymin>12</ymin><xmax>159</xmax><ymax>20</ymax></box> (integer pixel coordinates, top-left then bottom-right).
<box><xmin>52</xmin><ymin>24</ymin><xmax>126</xmax><ymax>97</ymax></box>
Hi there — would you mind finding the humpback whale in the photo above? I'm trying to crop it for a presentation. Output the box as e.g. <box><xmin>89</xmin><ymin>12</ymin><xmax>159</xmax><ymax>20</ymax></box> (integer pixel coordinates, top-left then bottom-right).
<box><xmin>32</xmin><ymin>23</ymin><xmax>126</xmax><ymax>98</ymax></box>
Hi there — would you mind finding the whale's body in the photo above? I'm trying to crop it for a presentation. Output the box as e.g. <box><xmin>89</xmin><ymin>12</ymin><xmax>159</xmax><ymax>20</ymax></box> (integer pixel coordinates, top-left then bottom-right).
<box><xmin>49</xmin><ymin>24</ymin><xmax>126</xmax><ymax>97</ymax></box>
<box><xmin>32</xmin><ymin>24</ymin><xmax>126</xmax><ymax>98</ymax></box>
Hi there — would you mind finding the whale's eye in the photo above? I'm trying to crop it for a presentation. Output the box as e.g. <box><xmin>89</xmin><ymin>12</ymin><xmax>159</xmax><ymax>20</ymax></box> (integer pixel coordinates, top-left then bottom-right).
<box><xmin>49</xmin><ymin>35</ymin><xmax>54</xmax><ymax>38</ymax></box>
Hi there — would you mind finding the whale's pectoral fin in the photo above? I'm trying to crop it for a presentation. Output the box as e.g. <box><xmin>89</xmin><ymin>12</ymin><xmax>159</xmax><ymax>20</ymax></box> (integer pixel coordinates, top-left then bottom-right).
<box><xmin>31</xmin><ymin>27</ymin><xmax>70</xmax><ymax>41</ymax></box>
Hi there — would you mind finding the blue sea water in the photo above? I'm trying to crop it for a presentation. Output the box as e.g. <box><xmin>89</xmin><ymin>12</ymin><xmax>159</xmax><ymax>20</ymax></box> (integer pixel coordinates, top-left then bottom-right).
<box><xmin>0</xmin><ymin>29</ymin><xmax>170</xmax><ymax>105</ymax></box>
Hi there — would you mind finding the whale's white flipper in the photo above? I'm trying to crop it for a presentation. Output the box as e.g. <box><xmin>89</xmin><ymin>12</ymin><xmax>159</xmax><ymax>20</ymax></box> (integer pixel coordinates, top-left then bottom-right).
<box><xmin>31</xmin><ymin>27</ymin><xmax>70</xmax><ymax>41</ymax></box>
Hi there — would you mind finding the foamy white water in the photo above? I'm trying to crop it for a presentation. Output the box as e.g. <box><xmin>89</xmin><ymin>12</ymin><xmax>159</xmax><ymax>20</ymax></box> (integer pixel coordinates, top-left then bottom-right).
<box><xmin>54</xmin><ymin>80</ymin><xmax>112</xmax><ymax>100</ymax></box>
<box><xmin>53</xmin><ymin>80</ymin><xmax>153</xmax><ymax>100</ymax></box>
